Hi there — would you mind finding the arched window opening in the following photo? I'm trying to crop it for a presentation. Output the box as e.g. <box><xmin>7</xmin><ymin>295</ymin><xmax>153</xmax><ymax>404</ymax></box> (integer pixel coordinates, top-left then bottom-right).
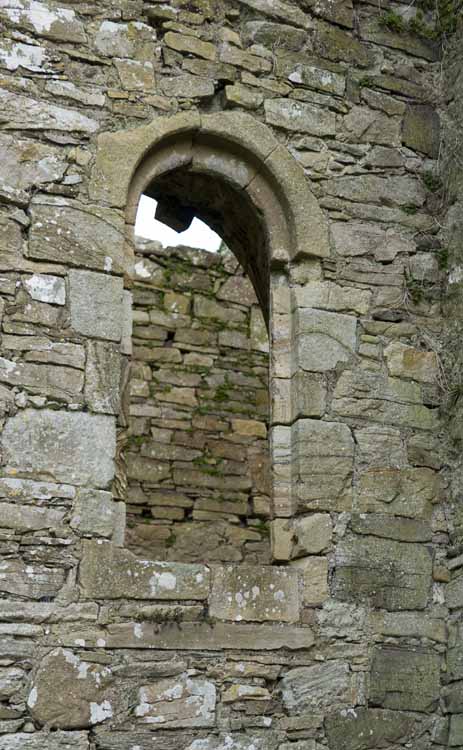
<box><xmin>125</xmin><ymin>187</ymin><xmax>271</xmax><ymax>564</ymax></box>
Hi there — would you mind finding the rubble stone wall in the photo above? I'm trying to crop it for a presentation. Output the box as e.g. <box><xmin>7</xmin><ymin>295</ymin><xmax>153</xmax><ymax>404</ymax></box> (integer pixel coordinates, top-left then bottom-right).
<box><xmin>0</xmin><ymin>0</ymin><xmax>459</xmax><ymax>749</ymax></box>
<box><xmin>127</xmin><ymin>239</ymin><xmax>272</xmax><ymax>565</ymax></box>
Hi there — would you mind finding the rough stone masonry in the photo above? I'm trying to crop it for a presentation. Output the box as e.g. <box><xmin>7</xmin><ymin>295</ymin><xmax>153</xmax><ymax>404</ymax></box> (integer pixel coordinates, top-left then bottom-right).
<box><xmin>0</xmin><ymin>0</ymin><xmax>462</xmax><ymax>749</ymax></box>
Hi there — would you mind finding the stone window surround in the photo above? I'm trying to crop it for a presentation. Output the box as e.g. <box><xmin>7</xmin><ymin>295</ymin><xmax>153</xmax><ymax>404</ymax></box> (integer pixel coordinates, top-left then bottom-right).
<box><xmin>90</xmin><ymin>110</ymin><xmax>330</xmax><ymax>527</ymax></box>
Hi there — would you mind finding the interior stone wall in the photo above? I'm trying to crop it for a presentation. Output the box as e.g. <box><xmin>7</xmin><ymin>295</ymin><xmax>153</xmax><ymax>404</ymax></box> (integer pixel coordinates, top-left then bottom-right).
<box><xmin>0</xmin><ymin>1</ymin><xmax>459</xmax><ymax>749</ymax></box>
<box><xmin>127</xmin><ymin>237</ymin><xmax>271</xmax><ymax>564</ymax></box>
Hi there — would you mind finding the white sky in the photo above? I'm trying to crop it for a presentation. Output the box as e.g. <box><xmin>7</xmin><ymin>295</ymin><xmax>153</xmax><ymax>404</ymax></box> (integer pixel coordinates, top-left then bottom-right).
<box><xmin>135</xmin><ymin>194</ymin><xmax>222</xmax><ymax>253</ymax></box>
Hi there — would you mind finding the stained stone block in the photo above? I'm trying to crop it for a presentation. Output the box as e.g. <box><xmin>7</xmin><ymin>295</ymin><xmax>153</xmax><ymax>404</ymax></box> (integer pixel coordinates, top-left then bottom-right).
<box><xmin>85</xmin><ymin>341</ymin><xmax>121</xmax><ymax>415</ymax></box>
<box><xmin>354</xmin><ymin>467</ymin><xmax>437</xmax><ymax>518</ymax></box>
<box><xmin>0</xmin><ymin>733</ymin><xmax>89</xmax><ymax>750</ymax></box>
<box><xmin>292</xmin><ymin>371</ymin><xmax>326</xmax><ymax>419</ymax></box>
<box><xmin>296</xmin><ymin>308</ymin><xmax>357</xmax><ymax>372</ymax></box>
<box><xmin>293</xmin><ymin>419</ymin><xmax>354</xmax><ymax>510</ymax></box>
<box><xmin>0</xmin><ymin>560</ymin><xmax>64</xmax><ymax>600</ymax></box>
<box><xmin>384</xmin><ymin>341</ymin><xmax>438</xmax><ymax>384</ymax></box>
<box><xmin>324</xmin><ymin>174</ymin><xmax>425</xmax><ymax>207</ymax></box>
<box><xmin>70</xmin><ymin>490</ymin><xmax>125</xmax><ymax>543</ymax></box>
<box><xmin>325</xmin><ymin>708</ymin><xmax>415</xmax><ymax>750</ymax></box>
<box><xmin>291</xmin><ymin>556</ymin><xmax>329</xmax><ymax>606</ymax></box>
<box><xmin>24</xmin><ymin>274</ymin><xmax>65</xmax><ymax>305</ymax></box>
<box><xmin>334</xmin><ymin>534</ymin><xmax>432</xmax><ymax>610</ymax></box>
<box><xmin>69</xmin><ymin>270</ymin><xmax>124</xmax><ymax>342</ymax></box>
<box><xmin>0</xmin><ymin>89</ymin><xmax>98</xmax><ymax>133</ymax></box>
<box><xmin>265</xmin><ymin>98</ymin><xmax>336</xmax><ymax>136</ymax></box>
<box><xmin>0</xmin><ymin>502</ymin><xmax>65</xmax><ymax>532</ymax></box>
<box><xmin>209</xmin><ymin>565</ymin><xmax>299</xmax><ymax>622</ymax></box>
<box><xmin>80</xmin><ymin>541</ymin><xmax>210</xmax><ymax>600</ymax></box>
<box><xmin>28</xmin><ymin>648</ymin><xmax>113</xmax><ymax>729</ymax></box>
<box><xmin>370</xmin><ymin>647</ymin><xmax>440</xmax><ymax>712</ymax></box>
<box><xmin>449</xmin><ymin>715</ymin><xmax>463</xmax><ymax>746</ymax></box>
<box><xmin>281</xmin><ymin>661</ymin><xmax>356</xmax><ymax>712</ymax></box>
<box><xmin>0</xmin><ymin>0</ymin><xmax>87</xmax><ymax>43</ymax></box>
<box><xmin>135</xmin><ymin>674</ymin><xmax>216</xmax><ymax>728</ymax></box>
<box><xmin>0</xmin><ymin>357</ymin><xmax>84</xmax><ymax>403</ymax></box>
<box><xmin>2</xmin><ymin>409</ymin><xmax>115</xmax><ymax>488</ymax></box>
<box><xmin>28</xmin><ymin>200</ymin><xmax>126</xmax><ymax>274</ymax></box>
<box><xmin>185</xmin><ymin>735</ymin><xmax>279</xmax><ymax>750</ymax></box>
<box><xmin>402</xmin><ymin>104</ymin><xmax>440</xmax><ymax>157</ymax></box>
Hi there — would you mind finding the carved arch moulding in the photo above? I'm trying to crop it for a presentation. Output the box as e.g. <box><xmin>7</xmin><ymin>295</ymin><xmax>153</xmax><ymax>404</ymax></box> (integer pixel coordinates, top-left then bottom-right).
<box><xmin>90</xmin><ymin>111</ymin><xmax>330</xmax><ymax>523</ymax></box>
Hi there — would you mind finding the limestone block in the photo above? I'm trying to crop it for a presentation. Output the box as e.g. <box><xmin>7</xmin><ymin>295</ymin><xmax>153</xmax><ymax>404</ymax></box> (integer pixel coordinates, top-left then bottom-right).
<box><xmin>0</xmin><ymin>477</ymin><xmax>76</xmax><ymax>501</ymax></box>
<box><xmin>0</xmin><ymin>135</ymin><xmax>66</xmax><ymax>204</ymax></box>
<box><xmin>449</xmin><ymin>715</ymin><xmax>463</xmax><ymax>746</ymax></box>
<box><xmin>293</xmin><ymin>513</ymin><xmax>332</xmax><ymax>556</ymax></box>
<box><xmin>85</xmin><ymin>341</ymin><xmax>121</xmax><ymax>415</ymax></box>
<box><xmin>316</xmin><ymin>600</ymin><xmax>366</xmax><ymax>640</ymax></box>
<box><xmin>324</xmin><ymin>174</ymin><xmax>426</xmax><ymax>207</ymax></box>
<box><xmin>281</xmin><ymin>661</ymin><xmax>356</xmax><ymax>712</ymax></box>
<box><xmin>314</xmin><ymin>20</ymin><xmax>374</xmax><ymax>67</ymax></box>
<box><xmin>384</xmin><ymin>341</ymin><xmax>438</xmax><ymax>384</ymax></box>
<box><xmin>79</xmin><ymin>541</ymin><xmax>210</xmax><ymax>600</ymax></box>
<box><xmin>403</xmin><ymin>104</ymin><xmax>440</xmax><ymax>157</ymax></box>
<box><xmin>296</xmin><ymin>308</ymin><xmax>357</xmax><ymax>371</ymax></box>
<box><xmin>334</xmin><ymin>534</ymin><xmax>432</xmax><ymax>610</ymax></box>
<box><xmin>0</xmin><ymin>89</ymin><xmax>98</xmax><ymax>133</ymax></box>
<box><xmin>369</xmin><ymin>611</ymin><xmax>446</xmax><ymax>644</ymax></box>
<box><xmin>0</xmin><ymin>357</ymin><xmax>84</xmax><ymax>402</ymax></box>
<box><xmin>330</xmin><ymin>221</ymin><xmax>414</xmax><ymax>261</ymax></box>
<box><xmin>333</xmin><ymin>369</ymin><xmax>438</xmax><ymax>431</ymax></box>
<box><xmin>24</xmin><ymin>274</ymin><xmax>65</xmax><ymax>305</ymax></box>
<box><xmin>115</xmin><ymin>59</ymin><xmax>155</xmax><ymax>91</ymax></box>
<box><xmin>325</xmin><ymin>708</ymin><xmax>415</xmax><ymax>750</ymax></box>
<box><xmin>186</xmin><ymin>734</ymin><xmax>279</xmax><ymax>750</ymax></box>
<box><xmin>222</xmin><ymin>684</ymin><xmax>270</xmax><ymax>702</ymax></box>
<box><xmin>265</xmin><ymin>99</ymin><xmax>336</xmax><ymax>136</ymax></box>
<box><xmin>295</xmin><ymin>282</ymin><xmax>371</xmax><ymax>315</ymax></box>
<box><xmin>0</xmin><ymin>733</ymin><xmax>89</xmax><ymax>750</ymax></box>
<box><xmin>448</xmin><ymin>623</ymin><xmax>463</xmax><ymax>680</ymax></box>
<box><xmin>250</xmin><ymin>306</ymin><xmax>269</xmax><ymax>353</ymax></box>
<box><xmin>271</xmin><ymin>518</ymin><xmax>293</xmax><ymax>561</ymax></box>
<box><xmin>350</xmin><ymin>513</ymin><xmax>431</xmax><ymax>543</ymax></box>
<box><xmin>341</xmin><ymin>106</ymin><xmax>401</xmax><ymax>146</ymax></box>
<box><xmin>161</xmin><ymin>75</ymin><xmax>215</xmax><ymax>98</ymax></box>
<box><xmin>218</xmin><ymin>275</ymin><xmax>258</xmax><ymax>306</ymax></box>
<box><xmin>0</xmin><ymin>560</ymin><xmax>64</xmax><ymax>599</ymax></box>
<box><xmin>370</xmin><ymin>647</ymin><xmax>440</xmax><ymax>712</ymax></box>
<box><xmin>209</xmin><ymin>565</ymin><xmax>299</xmax><ymax>622</ymax></box>
<box><xmin>0</xmin><ymin>215</ymin><xmax>22</xmax><ymax>271</ymax></box>
<box><xmin>29</xmin><ymin>200</ymin><xmax>126</xmax><ymax>274</ymax></box>
<box><xmin>0</xmin><ymin>0</ymin><xmax>86</xmax><ymax>43</ymax></box>
<box><xmin>126</xmin><ymin>454</ymin><xmax>171</xmax><ymax>483</ymax></box>
<box><xmin>0</xmin><ymin>38</ymin><xmax>50</xmax><ymax>76</ymax></box>
<box><xmin>354</xmin><ymin>467</ymin><xmax>437</xmax><ymax>518</ymax></box>
<box><xmin>194</xmin><ymin>295</ymin><xmax>245</xmax><ymax>324</ymax></box>
<box><xmin>288</xmin><ymin>63</ymin><xmax>345</xmax><ymax>95</ymax></box>
<box><xmin>291</xmin><ymin>556</ymin><xmax>329</xmax><ymax>606</ymax></box>
<box><xmin>50</xmin><ymin>620</ymin><xmax>316</xmax><ymax>651</ymax></box>
<box><xmin>242</xmin><ymin>21</ymin><xmax>306</xmax><ymax>50</ymax></box>
<box><xmin>293</xmin><ymin>419</ymin><xmax>354</xmax><ymax>510</ymax></box>
<box><xmin>135</xmin><ymin>674</ymin><xmax>216</xmax><ymax>728</ymax></box>
<box><xmin>236</xmin><ymin>0</ymin><xmax>312</xmax><ymax>28</ymax></box>
<box><xmin>69</xmin><ymin>270</ymin><xmax>124</xmax><ymax>341</ymax></box>
<box><xmin>93</xmin><ymin>21</ymin><xmax>154</xmax><ymax>60</ymax></box>
<box><xmin>165</xmin><ymin>31</ymin><xmax>216</xmax><ymax>61</ymax></box>
<box><xmin>45</xmin><ymin>80</ymin><xmax>105</xmax><ymax>107</ymax></box>
<box><xmin>0</xmin><ymin>502</ymin><xmax>65</xmax><ymax>532</ymax></box>
<box><xmin>292</xmin><ymin>371</ymin><xmax>326</xmax><ymax>419</ymax></box>
<box><xmin>1</xmin><ymin>409</ymin><xmax>116</xmax><ymax>488</ymax></box>
<box><xmin>28</xmin><ymin>648</ymin><xmax>113</xmax><ymax>729</ymax></box>
<box><xmin>354</xmin><ymin>425</ymin><xmax>405</xmax><ymax>468</ymax></box>
<box><xmin>70</xmin><ymin>490</ymin><xmax>125</xmax><ymax>543</ymax></box>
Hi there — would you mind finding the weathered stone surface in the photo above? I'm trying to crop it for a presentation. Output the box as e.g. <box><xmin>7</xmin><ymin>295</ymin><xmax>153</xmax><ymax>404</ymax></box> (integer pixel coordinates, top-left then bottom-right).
<box><xmin>0</xmin><ymin>502</ymin><xmax>64</xmax><ymax>532</ymax></box>
<box><xmin>293</xmin><ymin>513</ymin><xmax>332</xmax><ymax>556</ymax></box>
<box><xmin>69</xmin><ymin>270</ymin><xmax>124</xmax><ymax>342</ymax></box>
<box><xmin>449</xmin><ymin>715</ymin><xmax>463</xmax><ymax>746</ymax></box>
<box><xmin>0</xmin><ymin>135</ymin><xmax>66</xmax><ymax>204</ymax></box>
<box><xmin>209</xmin><ymin>565</ymin><xmax>299</xmax><ymax>622</ymax></box>
<box><xmin>0</xmin><ymin>357</ymin><xmax>83</xmax><ymax>402</ymax></box>
<box><xmin>0</xmin><ymin>89</ymin><xmax>98</xmax><ymax>133</ymax></box>
<box><xmin>403</xmin><ymin>104</ymin><xmax>440</xmax><ymax>157</ymax></box>
<box><xmin>341</xmin><ymin>106</ymin><xmax>401</xmax><ymax>146</ymax></box>
<box><xmin>28</xmin><ymin>648</ymin><xmax>113</xmax><ymax>729</ymax></box>
<box><xmin>80</xmin><ymin>541</ymin><xmax>210</xmax><ymax>600</ymax></box>
<box><xmin>24</xmin><ymin>274</ymin><xmax>65</xmax><ymax>305</ymax></box>
<box><xmin>291</xmin><ymin>556</ymin><xmax>329</xmax><ymax>606</ymax></box>
<box><xmin>161</xmin><ymin>75</ymin><xmax>214</xmax><ymax>98</ymax></box>
<box><xmin>85</xmin><ymin>341</ymin><xmax>121</xmax><ymax>415</ymax></box>
<box><xmin>354</xmin><ymin>467</ymin><xmax>437</xmax><ymax>518</ymax></box>
<box><xmin>243</xmin><ymin>21</ymin><xmax>306</xmax><ymax>50</ymax></box>
<box><xmin>370</xmin><ymin>647</ymin><xmax>440</xmax><ymax>712</ymax></box>
<box><xmin>71</xmin><ymin>490</ymin><xmax>125</xmax><ymax>543</ymax></box>
<box><xmin>1</xmin><ymin>409</ymin><xmax>116</xmax><ymax>488</ymax></box>
<box><xmin>384</xmin><ymin>341</ymin><xmax>438</xmax><ymax>384</ymax></box>
<box><xmin>292</xmin><ymin>371</ymin><xmax>326</xmax><ymax>418</ymax></box>
<box><xmin>165</xmin><ymin>32</ymin><xmax>216</xmax><ymax>61</ymax></box>
<box><xmin>281</xmin><ymin>661</ymin><xmax>357</xmax><ymax>712</ymax></box>
<box><xmin>237</xmin><ymin>0</ymin><xmax>311</xmax><ymax>28</ymax></box>
<box><xmin>288</xmin><ymin>63</ymin><xmax>345</xmax><ymax>96</ymax></box>
<box><xmin>265</xmin><ymin>99</ymin><xmax>335</xmax><ymax>136</ymax></box>
<box><xmin>186</xmin><ymin>735</ymin><xmax>278</xmax><ymax>750</ymax></box>
<box><xmin>29</xmin><ymin>201</ymin><xmax>125</xmax><ymax>274</ymax></box>
<box><xmin>324</xmin><ymin>175</ymin><xmax>426</xmax><ymax>207</ymax></box>
<box><xmin>0</xmin><ymin>559</ymin><xmax>64</xmax><ymax>599</ymax></box>
<box><xmin>93</xmin><ymin>20</ymin><xmax>154</xmax><ymax>60</ymax></box>
<box><xmin>296</xmin><ymin>308</ymin><xmax>357</xmax><ymax>371</ymax></box>
<box><xmin>0</xmin><ymin>0</ymin><xmax>86</xmax><ymax>42</ymax></box>
<box><xmin>325</xmin><ymin>708</ymin><xmax>415</xmax><ymax>750</ymax></box>
<box><xmin>370</xmin><ymin>610</ymin><xmax>446</xmax><ymax>644</ymax></box>
<box><xmin>350</xmin><ymin>513</ymin><xmax>431</xmax><ymax>543</ymax></box>
<box><xmin>293</xmin><ymin>419</ymin><xmax>354</xmax><ymax>510</ymax></box>
<box><xmin>334</xmin><ymin>534</ymin><xmax>432</xmax><ymax>609</ymax></box>
<box><xmin>115</xmin><ymin>59</ymin><xmax>155</xmax><ymax>91</ymax></box>
<box><xmin>330</xmin><ymin>221</ymin><xmax>413</xmax><ymax>260</ymax></box>
<box><xmin>135</xmin><ymin>674</ymin><xmax>216</xmax><ymax>728</ymax></box>
<box><xmin>295</xmin><ymin>281</ymin><xmax>371</xmax><ymax>315</ymax></box>
<box><xmin>0</xmin><ymin>733</ymin><xmax>89</xmax><ymax>750</ymax></box>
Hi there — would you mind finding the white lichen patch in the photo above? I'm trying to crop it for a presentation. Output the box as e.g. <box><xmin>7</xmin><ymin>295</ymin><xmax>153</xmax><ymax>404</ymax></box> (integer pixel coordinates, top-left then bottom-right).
<box><xmin>90</xmin><ymin>699</ymin><xmax>113</xmax><ymax>724</ymax></box>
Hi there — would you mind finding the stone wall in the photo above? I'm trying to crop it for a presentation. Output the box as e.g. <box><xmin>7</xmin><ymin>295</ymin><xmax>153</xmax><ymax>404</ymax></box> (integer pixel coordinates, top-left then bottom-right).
<box><xmin>0</xmin><ymin>0</ymin><xmax>459</xmax><ymax>749</ymax></box>
<box><xmin>127</xmin><ymin>238</ymin><xmax>271</xmax><ymax>564</ymax></box>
